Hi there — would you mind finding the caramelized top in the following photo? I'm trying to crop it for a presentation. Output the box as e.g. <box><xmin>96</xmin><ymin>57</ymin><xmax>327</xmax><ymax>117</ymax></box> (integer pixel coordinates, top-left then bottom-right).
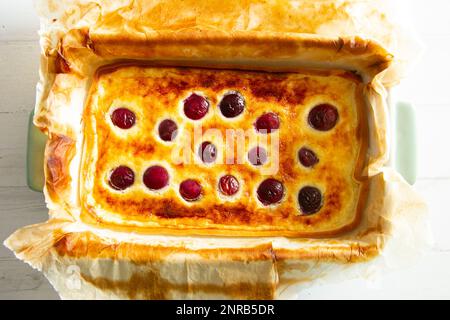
<box><xmin>81</xmin><ymin>65</ymin><xmax>367</xmax><ymax>237</ymax></box>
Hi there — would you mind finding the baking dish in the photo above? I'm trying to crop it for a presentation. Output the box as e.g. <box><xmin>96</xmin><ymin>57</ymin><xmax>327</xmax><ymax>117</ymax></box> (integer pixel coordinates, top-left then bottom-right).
<box><xmin>6</xmin><ymin>0</ymin><xmax>426</xmax><ymax>300</ymax></box>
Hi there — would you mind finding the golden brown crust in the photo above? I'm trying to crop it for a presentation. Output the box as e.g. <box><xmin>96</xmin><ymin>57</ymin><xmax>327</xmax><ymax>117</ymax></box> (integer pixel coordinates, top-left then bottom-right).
<box><xmin>85</xmin><ymin>32</ymin><xmax>391</xmax><ymax>80</ymax></box>
<box><xmin>53</xmin><ymin>230</ymin><xmax>378</xmax><ymax>265</ymax></box>
<box><xmin>46</xmin><ymin>226</ymin><xmax>379</xmax><ymax>299</ymax></box>
<box><xmin>53</xmin><ymin>231</ymin><xmax>276</xmax><ymax>263</ymax></box>
<box><xmin>80</xmin><ymin>65</ymin><xmax>369</xmax><ymax>237</ymax></box>
<box><xmin>41</xmin><ymin>0</ymin><xmax>394</xmax><ymax>81</ymax></box>
<box><xmin>45</xmin><ymin>134</ymin><xmax>76</xmax><ymax>205</ymax></box>
<box><xmin>47</xmin><ymin>227</ymin><xmax>379</xmax><ymax>299</ymax></box>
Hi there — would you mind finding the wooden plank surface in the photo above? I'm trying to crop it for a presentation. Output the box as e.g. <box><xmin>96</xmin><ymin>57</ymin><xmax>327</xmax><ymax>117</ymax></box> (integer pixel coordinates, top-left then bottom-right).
<box><xmin>0</xmin><ymin>259</ymin><xmax>58</xmax><ymax>300</ymax></box>
<box><xmin>0</xmin><ymin>0</ymin><xmax>449</xmax><ymax>299</ymax></box>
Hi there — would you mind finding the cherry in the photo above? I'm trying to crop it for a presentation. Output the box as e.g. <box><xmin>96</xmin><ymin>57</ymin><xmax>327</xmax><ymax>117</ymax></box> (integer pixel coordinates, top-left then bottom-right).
<box><xmin>219</xmin><ymin>175</ymin><xmax>240</xmax><ymax>196</ymax></box>
<box><xmin>179</xmin><ymin>179</ymin><xmax>202</xmax><ymax>201</ymax></box>
<box><xmin>109</xmin><ymin>166</ymin><xmax>135</xmax><ymax>190</ymax></box>
<box><xmin>111</xmin><ymin>108</ymin><xmax>136</xmax><ymax>129</ymax></box>
<box><xmin>298</xmin><ymin>147</ymin><xmax>319</xmax><ymax>167</ymax></box>
<box><xmin>143</xmin><ymin>166</ymin><xmax>169</xmax><ymax>190</ymax></box>
<box><xmin>298</xmin><ymin>186</ymin><xmax>323</xmax><ymax>215</ymax></box>
<box><xmin>308</xmin><ymin>104</ymin><xmax>338</xmax><ymax>131</ymax></box>
<box><xmin>255</xmin><ymin>112</ymin><xmax>280</xmax><ymax>133</ymax></box>
<box><xmin>219</xmin><ymin>91</ymin><xmax>245</xmax><ymax>118</ymax></box>
<box><xmin>158</xmin><ymin>119</ymin><xmax>178</xmax><ymax>142</ymax></box>
<box><xmin>183</xmin><ymin>93</ymin><xmax>209</xmax><ymax>120</ymax></box>
<box><xmin>248</xmin><ymin>146</ymin><xmax>268</xmax><ymax>166</ymax></box>
<box><xmin>257</xmin><ymin>178</ymin><xmax>284</xmax><ymax>205</ymax></box>
<box><xmin>198</xmin><ymin>141</ymin><xmax>217</xmax><ymax>164</ymax></box>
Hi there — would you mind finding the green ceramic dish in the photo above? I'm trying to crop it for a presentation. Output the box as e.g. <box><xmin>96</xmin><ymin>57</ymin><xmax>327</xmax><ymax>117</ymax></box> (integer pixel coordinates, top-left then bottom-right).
<box><xmin>26</xmin><ymin>110</ymin><xmax>47</xmax><ymax>192</ymax></box>
<box><xmin>394</xmin><ymin>101</ymin><xmax>417</xmax><ymax>185</ymax></box>
<box><xmin>26</xmin><ymin>102</ymin><xmax>417</xmax><ymax>192</ymax></box>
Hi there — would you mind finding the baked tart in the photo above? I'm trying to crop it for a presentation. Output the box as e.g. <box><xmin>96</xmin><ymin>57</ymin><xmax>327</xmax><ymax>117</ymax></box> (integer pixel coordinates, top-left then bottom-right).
<box><xmin>5</xmin><ymin>0</ymin><xmax>425</xmax><ymax>299</ymax></box>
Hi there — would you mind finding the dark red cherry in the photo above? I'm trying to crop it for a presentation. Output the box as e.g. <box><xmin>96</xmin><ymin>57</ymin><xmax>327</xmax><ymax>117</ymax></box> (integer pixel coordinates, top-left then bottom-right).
<box><xmin>219</xmin><ymin>91</ymin><xmax>245</xmax><ymax>118</ymax></box>
<box><xmin>219</xmin><ymin>175</ymin><xmax>240</xmax><ymax>196</ymax></box>
<box><xmin>248</xmin><ymin>146</ymin><xmax>268</xmax><ymax>166</ymax></box>
<box><xmin>198</xmin><ymin>141</ymin><xmax>217</xmax><ymax>163</ymax></box>
<box><xmin>308</xmin><ymin>104</ymin><xmax>339</xmax><ymax>131</ymax></box>
<box><xmin>109</xmin><ymin>166</ymin><xmax>135</xmax><ymax>190</ymax></box>
<box><xmin>257</xmin><ymin>178</ymin><xmax>284</xmax><ymax>205</ymax></box>
<box><xmin>158</xmin><ymin>119</ymin><xmax>178</xmax><ymax>142</ymax></box>
<box><xmin>298</xmin><ymin>147</ymin><xmax>319</xmax><ymax>167</ymax></box>
<box><xmin>111</xmin><ymin>108</ymin><xmax>136</xmax><ymax>129</ymax></box>
<box><xmin>179</xmin><ymin>179</ymin><xmax>202</xmax><ymax>201</ymax></box>
<box><xmin>298</xmin><ymin>186</ymin><xmax>323</xmax><ymax>215</ymax></box>
<box><xmin>255</xmin><ymin>112</ymin><xmax>280</xmax><ymax>133</ymax></box>
<box><xmin>143</xmin><ymin>166</ymin><xmax>169</xmax><ymax>190</ymax></box>
<box><xmin>183</xmin><ymin>93</ymin><xmax>209</xmax><ymax>120</ymax></box>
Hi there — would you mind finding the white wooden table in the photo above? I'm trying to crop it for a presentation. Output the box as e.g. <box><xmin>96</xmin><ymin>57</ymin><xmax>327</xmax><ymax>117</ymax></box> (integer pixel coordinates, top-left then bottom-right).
<box><xmin>0</xmin><ymin>0</ymin><xmax>449</xmax><ymax>300</ymax></box>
